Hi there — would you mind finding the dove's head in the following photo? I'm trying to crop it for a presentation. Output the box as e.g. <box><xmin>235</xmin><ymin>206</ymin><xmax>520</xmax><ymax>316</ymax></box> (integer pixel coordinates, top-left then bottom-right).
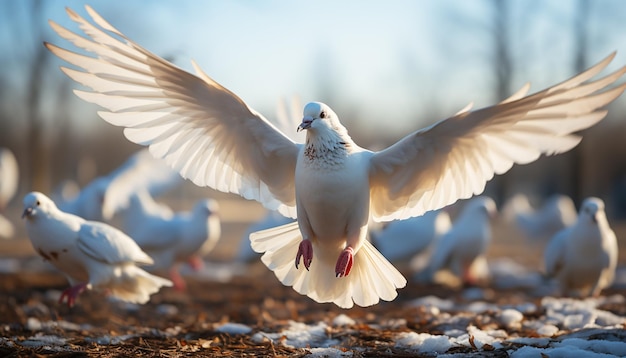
<box><xmin>194</xmin><ymin>198</ymin><xmax>220</xmax><ymax>217</ymax></box>
<box><xmin>298</xmin><ymin>102</ymin><xmax>344</xmax><ymax>134</ymax></box>
<box><xmin>468</xmin><ymin>196</ymin><xmax>497</xmax><ymax>219</ymax></box>
<box><xmin>22</xmin><ymin>192</ymin><xmax>56</xmax><ymax>220</ymax></box>
<box><xmin>579</xmin><ymin>197</ymin><xmax>605</xmax><ymax>224</ymax></box>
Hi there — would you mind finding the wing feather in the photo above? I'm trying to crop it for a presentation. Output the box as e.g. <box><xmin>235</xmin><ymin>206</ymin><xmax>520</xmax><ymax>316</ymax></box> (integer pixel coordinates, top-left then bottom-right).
<box><xmin>47</xmin><ymin>6</ymin><xmax>300</xmax><ymax>217</ymax></box>
<box><xmin>370</xmin><ymin>53</ymin><xmax>625</xmax><ymax>221</ymax></box>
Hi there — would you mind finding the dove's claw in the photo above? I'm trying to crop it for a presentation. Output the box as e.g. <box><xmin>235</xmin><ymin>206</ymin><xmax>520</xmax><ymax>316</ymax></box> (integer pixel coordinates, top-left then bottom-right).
<box><xmin>187</xmin><ymin>255</ymin><xmax>204</xmax><ymax>271</ymax></box>
<box><xmin>170</xmin><ymin>266</ymin><xmax>187</xmax><ymax>291</ymax></box>
<box><xmin>59</xmin><ymin>283</ymin><xmax>88</xmax><ymax>307</ymax></box>
<box><xmin>335</xmin><ymin>247</ymin><xmax>355</xmax><ymax>278</ymax></box>
<box><xmin>295</xmin><ymin>240</ymin><xmax>313</xmax><ymax>270</ymax></box>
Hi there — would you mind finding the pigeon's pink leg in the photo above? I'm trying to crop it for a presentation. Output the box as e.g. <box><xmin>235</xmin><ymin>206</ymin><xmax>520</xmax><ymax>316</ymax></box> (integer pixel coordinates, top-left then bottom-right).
<box><xmin>59</xmin><ymin>283</ymin><xmax>88</xmax><ymax>307</ymax></box>
<box><xmin>187</xmin><ymin>255</ymin><xmax>204</xmax><ymax>271</ymax></box>
<box><xmin>335</xmin><ymin>247</ymin><xmax>355</xmax><ymax>278</ymax></box>
<box><xmin>170</xmin><ymin>266</ymin><xmax>187</xmax><ymax>291</ymax></box>
<box><xmin>295</xmin><ymin>240</ymin><xmax>313</xmax><ymax>270</ymax></box>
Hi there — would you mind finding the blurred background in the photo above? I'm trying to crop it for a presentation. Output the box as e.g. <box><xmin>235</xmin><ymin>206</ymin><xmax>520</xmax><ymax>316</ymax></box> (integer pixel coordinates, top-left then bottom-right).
<box><xmin>1</xmin><ymin>0</ymin><xmax>626</xmax><ymax>216</ymax></box>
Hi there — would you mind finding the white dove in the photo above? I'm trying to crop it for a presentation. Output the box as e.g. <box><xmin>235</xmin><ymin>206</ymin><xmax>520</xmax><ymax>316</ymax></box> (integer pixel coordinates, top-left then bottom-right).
<box><xmin>418</xmin><ymin>196</ymin><xmax>497</xmax><ymax>286</ymax></box>
<box><xmin>0</xmin><ymin>147</ymin><xmax>19</xmax><ymax>211</ymax></box>
<box><xmin>0</xmin><ymin>148</ymin><xmax>19</xmax><ymax>239</ymax></box>
<box><xmin>370</xmin><ymin>210</ymin><xmax>451</xmax><ymax>263</ymax></box>
<box><xmin>22</xmin><ymin>192</ymin><xmax>172</xmax><ymax>307</ymax></box>
<box><xmin>544</xmin><ymin>197</ymin><xmax>618</xmax><ymax>297</ymax></box>
<box><xmin>120</xmin><ymin>190</ymin><xmax>221</xmax><ymax>290</ymax></box>
<box><xmin>504</xmin><ymin>193</ymin><xmax>577</xmax><ymax>240</ymax></box>
<box><xmin>57</xmin><ymin>176</ymin><xmax>109</xmax><ymax>221</ymax></box>
<box><xmin>47</xmin><ymin>6</ymin><xmax>625</xmax><ymax>308</ymax></box>
<box><xmin>57</xmin><ymin>149</ymin><xmax>181</xmax><ymax>221</ymax></box>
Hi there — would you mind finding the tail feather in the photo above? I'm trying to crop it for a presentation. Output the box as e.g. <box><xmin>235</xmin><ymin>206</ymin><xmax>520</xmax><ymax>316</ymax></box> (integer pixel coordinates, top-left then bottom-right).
<box><xmin>356</xmin><ymin>240</ymin><xmax>407</xmax><ymax>302</ymax></box>
<box><xmin>250</xmin><ymin>222</ymin><xmax>407</xmax><ymax>309</ymax></box>
<box><xmin>107</xmin><ymin>266</ymin><xmax>173</xmax><ymax>304</ymax></box>
<box><xmin>250</xmin><ymin>221</ymin><xmax>300</xmax><ymax>253</ymax></box>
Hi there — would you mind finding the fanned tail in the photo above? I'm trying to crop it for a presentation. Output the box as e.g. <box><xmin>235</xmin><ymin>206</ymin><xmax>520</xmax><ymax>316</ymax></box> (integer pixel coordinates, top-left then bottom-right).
<box><xmin>250</xmin><ymin>222</ymin><xmax>407</xmax><ymax>308</ymax></box>
<box><xmin>107</xmin><ymin>266</ymin><xmax>173</xmax><ymax>304</ymax></box>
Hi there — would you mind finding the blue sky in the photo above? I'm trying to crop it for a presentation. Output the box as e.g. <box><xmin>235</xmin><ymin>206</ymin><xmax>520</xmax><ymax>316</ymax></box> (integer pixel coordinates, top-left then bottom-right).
<box><xmin>2</xmin><ymin>0</ymin><xmax>626</xmax><ymax>142</ymax></box>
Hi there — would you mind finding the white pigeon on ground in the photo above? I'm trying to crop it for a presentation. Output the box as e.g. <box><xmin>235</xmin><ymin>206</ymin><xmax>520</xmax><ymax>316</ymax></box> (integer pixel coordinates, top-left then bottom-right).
<box><xmin>0</xmin><ymin>214</ymin><xmax>14</xmax><ymax>239</ymax></box>
<box><xmin>22</xmin><ymin>191</ymin><xmax>172</xmax><ymax>307</ymax></box>
<box><xmin>370</xmin><ymin>210</ymin><xmax>451</xmax><ymax>263</ymax></box>
<box><xmin>504</xmin><ymin>193</ymin><xmax>577</xmax><ymax>240</ymax></box>
<box><xmin>57</xmin><ymin>149</ymin><xmax>181</xmax><ymax>221</ymax></box>
<box><xmin>47</xmin><ymin>6</ymin><xmax>625</xmax><ymax>308</ymax></box>
<box><xmin>417</xmin><ymin>196</ymin><xmax>497</xmax><ymax>286</ymax></box>
<box><xmin>57</xmin><ymin>176</ymin><xmax>109</xmax><ymax>221</ymax></box>
<box><xmin>0</xmin><ymin>148</ymin><xmax>19</xmax><ymax>239</ymax></box>
<box><xmin>0</xmin><ymin>147</ymin><xmax>19</xmax><ymax>211</ymax></box>
<box><xmin>121</xmin><ymin>190</ymin><xmax>221</xmax><ymax>290</ymax></box>
<box><xmin>544</xmin><ymin>197</ymin><xmax>618</xmax><ymax>297</ymax></box>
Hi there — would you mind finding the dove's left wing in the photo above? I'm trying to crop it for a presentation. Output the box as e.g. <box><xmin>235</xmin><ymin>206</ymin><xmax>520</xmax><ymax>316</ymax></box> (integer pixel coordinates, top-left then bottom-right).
<box><xmin>46</xmin><ymin>6</ymin><xmax>301</xmax><ymax>218</ymax></box>
<box><xmin>369</xmin><ymin>53</ymin><xmax>626</xmax><ymax>221</ymax></box>
<box><xmin>77</xmin><ymin>222</ymin><xmax>154</xmax><ymax>265</ymax></box>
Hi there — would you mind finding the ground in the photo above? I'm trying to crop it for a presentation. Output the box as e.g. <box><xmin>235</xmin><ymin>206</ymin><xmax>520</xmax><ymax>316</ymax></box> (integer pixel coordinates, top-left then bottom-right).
<box><xmin>0</xmin><ymin>197</ymin><xmax>625</xmax><ymax>357</ymax></box>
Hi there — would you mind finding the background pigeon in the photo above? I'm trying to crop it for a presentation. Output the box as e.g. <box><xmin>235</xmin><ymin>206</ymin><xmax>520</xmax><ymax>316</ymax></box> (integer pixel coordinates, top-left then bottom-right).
<box><xmin>370</xmin><ymin>210</ymin><xmax>451</xmax><ymax>263</ymax></box>
<box><xmin>544</xmin><ymin>197</ymin><xmax>618</xmax><ymax>297</ymax></box>
<box><xmin>57</xmin><ymin>149</ymin><xmax>182</xmax><ymax>221</ymax></box>
<box><xmin>120</xmin><ymin>190</ymin><xmax>221</xmax><ymax>290</ymax></box>
<box><xmin>503</xmin><ymin>193</ymin><xmax>577</xmax><ymax>241</ymax></box>
<box><xmin>417</xmin><ymin>196</ymin><xmax>497</xmax><ymax>286</ymax></box>
<box><xmin>0</xmin><ymin>148</ymin><xmax>19</xmax><ymax>239</ymax></box>
<box><xmin>22</xmin><ymin>191</ymin><xmax>172</xmax><ymax>307</ymax></box>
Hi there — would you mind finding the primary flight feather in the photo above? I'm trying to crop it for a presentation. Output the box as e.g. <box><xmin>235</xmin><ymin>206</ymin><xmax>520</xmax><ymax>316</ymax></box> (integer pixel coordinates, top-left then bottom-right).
<box><xmin>47</xmin><ymin>6</ymin><xmax>625</xmax><ymax>308</ymax></box>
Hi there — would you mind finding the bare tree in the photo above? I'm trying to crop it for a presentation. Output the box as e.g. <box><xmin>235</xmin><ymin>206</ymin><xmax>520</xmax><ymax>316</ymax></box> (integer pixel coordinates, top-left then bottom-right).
<box><xmin>569</xmin><ymin>0</ymin><xmax>591</xmax><ymax>205</ymax></box>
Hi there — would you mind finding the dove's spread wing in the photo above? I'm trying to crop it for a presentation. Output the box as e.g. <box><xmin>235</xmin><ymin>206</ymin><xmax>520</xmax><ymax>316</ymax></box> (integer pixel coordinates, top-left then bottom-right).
<box><xmin>369</xmin><ymin>53</ymin><xmax>626</xmax><ymax>221</ymax></box>
<box><xmin>102</xmin><ymin>149</ymin><xmax>182</xmax><ymax>219</ymax></box>
<box><xmin>77</xmin><ymin>222</ymin><xmax>154</xmax><ymax>265</ymax></box>
<box><xmin>46</xmin><ymin>6</ymin><xmax>301</xmax><ymax>218</ymax></box>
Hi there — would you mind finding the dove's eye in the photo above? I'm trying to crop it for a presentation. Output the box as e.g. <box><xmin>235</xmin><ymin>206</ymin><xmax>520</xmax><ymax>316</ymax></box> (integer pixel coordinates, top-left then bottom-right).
<box><xmin>320</xmin><ymin>111</ymin><xmax>327</xmax><ymax>119</ymax></box>
<box><xmin>36</xmin><ymin>200</ymin><xmax>40</xmax><ymax>206</ymax></box>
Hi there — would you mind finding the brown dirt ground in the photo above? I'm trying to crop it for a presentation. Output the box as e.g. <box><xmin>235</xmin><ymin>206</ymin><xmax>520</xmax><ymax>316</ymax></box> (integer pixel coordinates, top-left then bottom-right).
<box><xmin>1</xmin><ymin>201</ymin><xmax>625</xmax><ymax>357</ymax></box>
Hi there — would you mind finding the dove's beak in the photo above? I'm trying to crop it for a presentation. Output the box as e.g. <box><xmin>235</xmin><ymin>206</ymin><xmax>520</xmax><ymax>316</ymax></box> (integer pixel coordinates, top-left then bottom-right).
<box><xmin>297</xmin><ymin>116</ymin><xmax>313</xmax><ymax>132</ymax></box>
<box><xmin>22</xmin><ymin>207</ymin><xmax>33</xmax><ymax>219</ymax></box>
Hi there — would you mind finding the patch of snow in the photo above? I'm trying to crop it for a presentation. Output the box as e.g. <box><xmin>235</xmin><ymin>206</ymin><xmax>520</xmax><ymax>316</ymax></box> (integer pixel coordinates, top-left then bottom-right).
<box><xmin>215</xmin><ymin>322</ymin><xmax>252</xmax><ymax>335</ymax></box>
<box><xmin>252</xmin><ymin>321</ymin><xmax>338</xmax><ymax>349</ymax></box>
<box><xmin>333</xmin><ymin>314</ymin><xmax>355</xmax><ymax>326</ymax></box>
<box><xmin>536</xmin><ymin>324</ymin><xmax>560</xmax><ymax>337</ymax></box>
<box><xmin>308</xmin><ymin>347</ymin><xmax>352</xmax><ymax>357</ymax></box>
<box><xmin>409</xmin><ymin>295</ymin><xmax>455</xmax><ymax>311</ymax></box>
<box><xmin>156</xmin><ymin>304</ymin><xmax>179</xmax><ymax>316</ymax></box>
<box><xmin>395</xmin><ymin>332</ymin><xmax>452</xmax><ymax>354</ymax></box>
<box><xmin>25</xmin><ymin>318</ymin><xmax>87</xmax><ymax>332</ymax></box>
<box><xmin>86</xmin><ymin>334</ymin><xmax>136</xmax><ymax>345</ymax></box>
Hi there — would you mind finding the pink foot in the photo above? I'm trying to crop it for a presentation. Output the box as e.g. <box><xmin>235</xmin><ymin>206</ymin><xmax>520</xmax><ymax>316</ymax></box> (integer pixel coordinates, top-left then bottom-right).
<box><xmin>187</xmin><ymin>256</ymin><xmax>204</xmax><ymax>271</ymax></box>
<box><xmin>335</xmin><ymin>247</ymin><xmax>355</xmax><ymax>278</ymax></box>
<box><xmin>295</xmin><ymin>240</ymin><xmax>313</xmax><ymax>270</ymax></box>
<box><xmin>170</xmin><ymin>267</ymin><xmax>187</xmax><ymax>291</ymax></box>
<box><xmin>59</xmin><ymin>283</ymin><xmax>88</xmax><ymax>307</ymax></box>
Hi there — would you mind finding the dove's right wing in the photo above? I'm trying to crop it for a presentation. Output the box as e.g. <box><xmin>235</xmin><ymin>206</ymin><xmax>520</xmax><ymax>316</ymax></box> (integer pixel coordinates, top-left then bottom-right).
<box><xmin>369</xmin><ymin>53</ymin><xmax>625</xmax><ymax>222</ymax></box>
<box><xmin>46</xmin><ymin>6</ymin><xmax>301</xmax><ymax>218</ymax></box>
<box><xmin>77</xmin><ymin>222</ymin><xmax>154</xmax><ymax>266</ymax></box>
